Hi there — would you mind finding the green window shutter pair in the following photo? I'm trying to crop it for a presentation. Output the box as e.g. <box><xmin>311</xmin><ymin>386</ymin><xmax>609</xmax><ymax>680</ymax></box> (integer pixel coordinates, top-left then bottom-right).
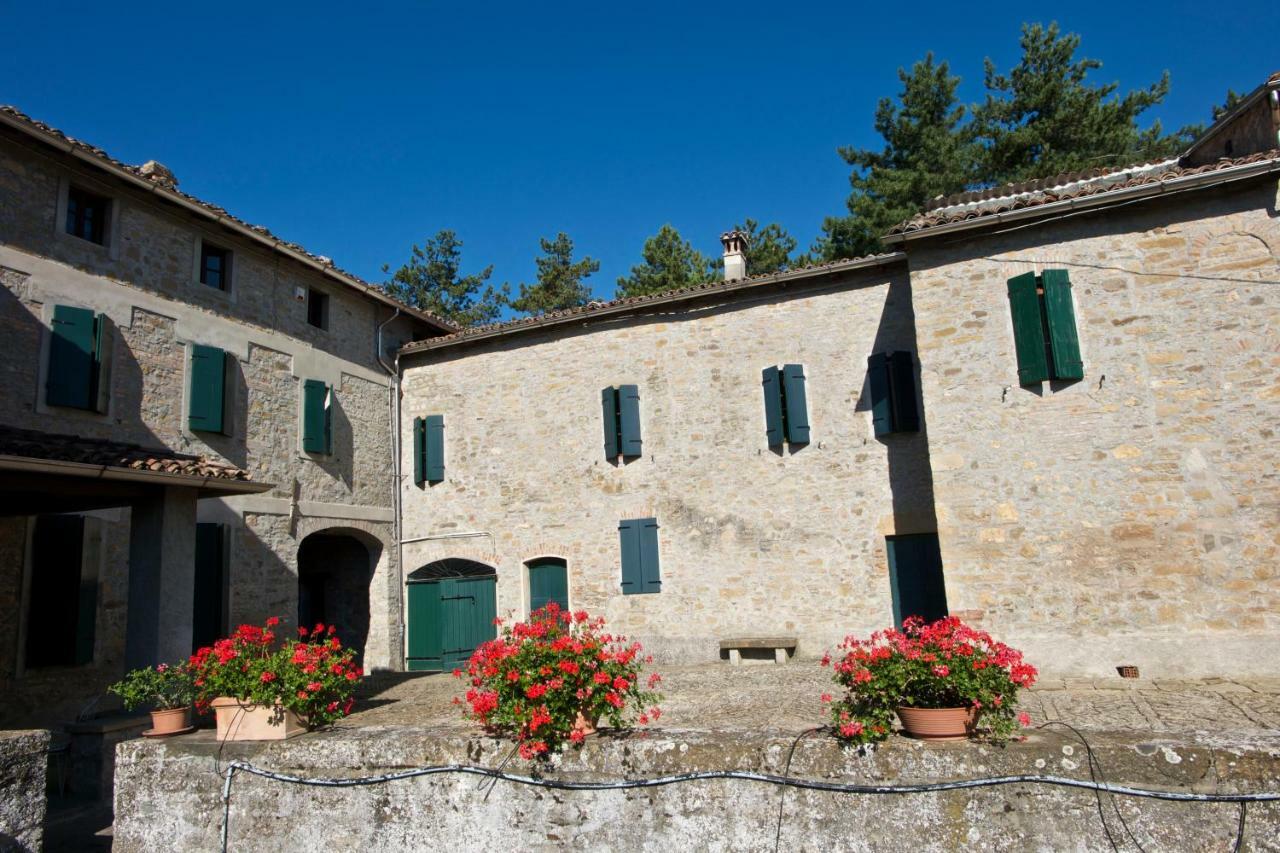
<box><xmin>601</xmin><ymin>385</ymin><xmax>642</xmax><ymax>459</ymax></box>
<box><xmin>618</xmin><ymin>517</ymin><xmax>661</xmax><ymax>595</ymax></box>
<box><xmin>188</xmin><ymin>345</ymin><xmax>234</xmax><ymax>434</ymax></box>
<box><xmin>886</xmin><ymin>533</ymin><xmax>948</xmax><ymax>629</ymax></box>
<box><xmin>868</xmin><ymin>351</ymin><xmax>921</xmax><ymax>436</ymax></box>
<box><xmin>412</xmin><ymin>415</ymin><xmax>445</xmax><ymax>484</ymax></box>
<box><xmin>762</xmin><ymin>364</ymin><xmax>810</xmax><ymax>446</ymax></box>
<box><xmin>528</xmin><ymin>559</ymin><xmax>569</xmax><ymax>613</ymax></box>
<box><xmin>1008</xmin><ymin>270</ymin><xmax>1084</xmax><ymax>385</ymax></box>
<box><xmin>47</xmin><ymin>305</ymin><xmax>108</xmax><ymax>411</ymax></box>
<box><xmin>302</xmin><ymin>380</ymin><xmax>332</xmax><ymax>454</ymax></box>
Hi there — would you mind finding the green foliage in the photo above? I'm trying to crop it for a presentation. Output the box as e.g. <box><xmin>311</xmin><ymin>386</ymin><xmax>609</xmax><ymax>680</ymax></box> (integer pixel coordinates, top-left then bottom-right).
<box><xmin>109</xmin><ymin>663</ymin><xmax>195</xmax><ymax>711</ymax></box>
<box><xmin>615</xmin><ymin>224</ymin><xmax>718</xmax><ymax>298</ymax></box>
<box><xmin>725</xmin><ymin>218</ymin><xmax>797</xmax><ymax>276</ymax></box>
<box><xmin>1212</xmin><ymin>88</ymin><xmax>1246</xmax><ymax>121</ymax></box>
<box><xmin>382</xmin><ymin>229</ymin><xmax>508</xmax><ymax>327</ymax></box>
<box><xmin>508</xmin><ymin>232</ymin><xmax>600</xmax><ymax>315</ymax></box>
<box><xmin>816</xmin><ymin>54</ymin><xmax>976</xmax><ymax>261</ymax></box>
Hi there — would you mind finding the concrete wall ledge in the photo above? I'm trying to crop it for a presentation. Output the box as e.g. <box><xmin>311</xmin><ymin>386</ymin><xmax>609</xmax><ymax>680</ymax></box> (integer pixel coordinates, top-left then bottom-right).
<box><xmin>0</xmin><ymin>729</ymin><xmax>49</xmax><ymax>853</ymax></box>
<box><xmin>114</xmin><ymin>727</ymin><xmax>1280</xmax><ymax>851</ymax></box>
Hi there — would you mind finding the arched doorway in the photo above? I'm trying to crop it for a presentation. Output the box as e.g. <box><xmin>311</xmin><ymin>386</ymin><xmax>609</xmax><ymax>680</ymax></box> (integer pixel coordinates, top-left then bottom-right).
<box><xmin>298</xmin><ymin>530</ymin><xmax>378</xmax><ymax>662</ymax></box>
<box><xmin>526</xmin><ymin>557</ymin><xmax>568</xmax><ymax>615</ymax></box>
<box><xmin>406</xmin><ymin>559</ymin><xmax>496</xmax><ymax>672</ymax></box>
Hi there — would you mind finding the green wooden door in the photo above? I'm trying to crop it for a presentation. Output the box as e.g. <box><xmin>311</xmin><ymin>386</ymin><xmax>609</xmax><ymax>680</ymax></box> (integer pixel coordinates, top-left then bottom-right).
<box><xmin>528</xmin><ymin>560</ymin><xmax>568</xmax><ymax>615</ymax></box>
<box><xmin>886</xmin><ymin>534</ymin><xmax>949</xmax><ymax>627</ymax></box>
<box><xmin>406</xmin><ymin>576</ymin><xmax>496</xmax><ymax>672</ymax></box>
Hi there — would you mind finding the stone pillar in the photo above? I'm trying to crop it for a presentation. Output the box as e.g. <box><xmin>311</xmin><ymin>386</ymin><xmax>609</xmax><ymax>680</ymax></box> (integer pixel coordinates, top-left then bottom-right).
<box><xmin>125</xmin><ymin>486</ymin><xmax>197</xmax><ymax>669</ymax></box>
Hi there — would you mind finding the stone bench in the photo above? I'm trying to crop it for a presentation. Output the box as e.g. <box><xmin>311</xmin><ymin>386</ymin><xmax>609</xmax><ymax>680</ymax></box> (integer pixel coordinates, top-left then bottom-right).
<box><xmin>719</xmin><ymin>637</ymin><xmax>797</xmax><ymax>665</ymax></box>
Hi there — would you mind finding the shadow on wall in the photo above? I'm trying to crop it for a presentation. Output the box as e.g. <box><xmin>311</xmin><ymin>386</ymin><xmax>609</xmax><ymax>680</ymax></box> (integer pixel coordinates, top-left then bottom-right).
<box><xmin>308</xmin><ymin>391</ymin><xmax>355</xmax><ymax>492</ymax></box>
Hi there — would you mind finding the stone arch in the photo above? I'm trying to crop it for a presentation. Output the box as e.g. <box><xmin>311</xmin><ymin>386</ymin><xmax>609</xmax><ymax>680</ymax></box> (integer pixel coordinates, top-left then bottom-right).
<box><xmin>407</xmin><ymin>557</ymin><xmax>497</xmax><ymax>580</ymax></box>
<box><xmin>297</xmin><ymin>526</ymin><xmax>384</xmax><ymax>665</ymax></box>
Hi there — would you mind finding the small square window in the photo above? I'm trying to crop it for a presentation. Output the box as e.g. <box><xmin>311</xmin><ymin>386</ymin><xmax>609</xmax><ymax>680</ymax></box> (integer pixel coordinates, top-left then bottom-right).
<box><xmin>307</xmin><ymin>288</ymin><xmax>329</xmax><ymax>330</ymax></box>
<box><xmin>65</xmin><ymin>186</ymin><xmax>109</xmax><ymax>245</ymax></box>
<box><xmin>200</xmin><ymin>242</ymin><xmax>231</xmax><ymax>290</ymax></box>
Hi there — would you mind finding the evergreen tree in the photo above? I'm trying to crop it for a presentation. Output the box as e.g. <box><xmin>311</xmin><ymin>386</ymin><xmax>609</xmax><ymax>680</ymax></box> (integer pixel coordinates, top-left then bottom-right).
<box><xmin>508</xmin><ymin>232</ymin><xmax>599</xmax><ymax>315</ymax></box>
<box><xmin>382</xmin><ymin>230</ymin><xmax>507</xmax><ymax>327</ymax></box>
<box><xmin>1212</xmin><ymin>89</ymin><xmax>1245</xmax><ymax>121</ymax></box>
<box><xmin>615</xmin><ymin>224</ymin><xmax>718</xmax><ymax>298</ymax></box>
<box><xmin>972</xmin><ymin>23</ymin><xmax>1187</xmax><ymax>184</ymax></box>
<box><xmin>814</xmin><ymin>54</ymin><xmax>975</xmax><ymax>261</ymax></box>
<box><xmin>732</xmin><ymin>218</ymin><xmax>797</xmax><ymax>276</ymax></box>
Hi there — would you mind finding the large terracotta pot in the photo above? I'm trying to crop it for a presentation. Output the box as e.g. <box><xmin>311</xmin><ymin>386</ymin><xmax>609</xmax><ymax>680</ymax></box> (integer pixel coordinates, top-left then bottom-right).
<box><xmin>896</xmin><ymin>706</ymin><xmax>977</xmax><ymax>741</ymax></box>
<box><xmin>147</xmin><ymin>707</ymin><xmax>192</xmax><ymax>736</ymax></box>
<box><xmin>573</xmin><ymin>710</ymin><xmax>598</xmax><ymax>737</ymax></box>
<box><xmin>211</xmin><ymin>697</ymin><xmax>306</xmax><ymax>741</ymax></box>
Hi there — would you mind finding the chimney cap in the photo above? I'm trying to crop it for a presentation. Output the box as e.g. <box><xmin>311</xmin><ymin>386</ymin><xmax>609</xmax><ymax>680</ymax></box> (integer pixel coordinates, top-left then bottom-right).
<box><xmin>138</xmin><ymin>160</ymin><xmax>178</xmax><ymax>189</ymax></box>
<box><xmin>720</xmin><ymin>229</ymin><xmax>749</xmax><ymax>252</ymax></box>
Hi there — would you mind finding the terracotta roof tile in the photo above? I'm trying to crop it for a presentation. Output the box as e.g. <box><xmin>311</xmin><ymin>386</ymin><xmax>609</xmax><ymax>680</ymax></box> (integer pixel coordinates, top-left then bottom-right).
<box><xmin>0</xmin><ymin>106</ymin><xmax>457</xmax><ymax>333</ymax></box>
<box><xmin>0</xmin><ymin>425</ymin><xmax>252</xmax><ymax>481</ymax></box>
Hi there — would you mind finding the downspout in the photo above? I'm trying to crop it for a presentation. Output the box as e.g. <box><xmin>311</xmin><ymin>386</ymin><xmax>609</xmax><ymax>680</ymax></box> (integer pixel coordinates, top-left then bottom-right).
<box><xmin>375</xmin><ymin>308</ymin><xmax>403</xmax><ymax>670</ymax></box>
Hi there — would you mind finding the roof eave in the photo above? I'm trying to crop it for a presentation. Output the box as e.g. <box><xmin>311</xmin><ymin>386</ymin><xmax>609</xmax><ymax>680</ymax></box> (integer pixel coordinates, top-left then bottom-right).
<box><xmin>0</xmin><ymin>110</ymin><xmax>456</xmax><ymax>335</ymax></box>
<box><xmin>1181</xmin><ymin>78</ymin><xmax>1279</xmax><ymax>161</ymax></box>
<box><xmin>0</xmin><ymin>454</ymin><xmax>275</xmax><ymax>496</ymax></box>
<box><xmin>399</xmin><ymin>252</ymin><xmax>909</xmax><ymax>356</ymax></box>
<box><xmin>882</xmin><ymin>157</ymin><xmax>1280</xmax><ymax>245</ymax></box>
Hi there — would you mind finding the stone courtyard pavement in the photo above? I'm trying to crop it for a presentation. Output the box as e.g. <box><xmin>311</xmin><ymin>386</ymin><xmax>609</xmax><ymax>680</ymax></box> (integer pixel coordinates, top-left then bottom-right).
<box><xmin>347</xmin><ymin>663</ymin><xmax>1280</xmax><ymax>750</ymax></box>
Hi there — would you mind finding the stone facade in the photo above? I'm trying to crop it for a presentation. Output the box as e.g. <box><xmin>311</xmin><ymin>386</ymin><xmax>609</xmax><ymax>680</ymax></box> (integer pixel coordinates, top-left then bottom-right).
<box><xmin>399</xmin><ymin>261</ymin><xmax>935</xmax><ymax>660</ymax></box>
<box><xmin>905</xmin><ymin>179</ymin><xmax>1280</xmax><ymax>676</ymax></box>
<box><xmin>0</xmin><ymin>729</ymin><xmax>48</xmax><ymax>853</ymax></box>
<box><xmin>0</xmin><ymin>121</ymin><xmax>440</xmax><ymax>726</ymax></box>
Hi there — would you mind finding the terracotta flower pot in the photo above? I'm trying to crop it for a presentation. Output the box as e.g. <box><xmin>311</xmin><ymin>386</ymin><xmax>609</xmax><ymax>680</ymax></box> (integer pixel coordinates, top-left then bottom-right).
<box><xmin>211</xmin><ymin>697</ymin><xmax>306</xmax><ymax>741</ymax></box>
<box><xmin>147</xmin><ymin>707</ymin><xmax>192</xmax><ymax>736</ymax></box>
<box><xmin>896</xmin><ymin>706</ymin><xmax>977</xmax><ymax>741</ymax></box>
<box><xmin>573</xmin><ymin>710</ymin><xmax>598</xmax><ymax>737</ymax></box>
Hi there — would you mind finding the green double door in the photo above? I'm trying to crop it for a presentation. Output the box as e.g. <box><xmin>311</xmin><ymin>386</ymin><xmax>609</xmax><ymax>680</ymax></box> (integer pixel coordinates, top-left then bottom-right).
<box><xmin>406</xmin><ymin>576</ymin><xmax>497</xmax><ymax>672</ymax></box>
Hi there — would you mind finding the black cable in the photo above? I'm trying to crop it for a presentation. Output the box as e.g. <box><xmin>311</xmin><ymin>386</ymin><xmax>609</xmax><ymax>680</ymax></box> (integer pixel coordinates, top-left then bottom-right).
<box><xmin>773</xmin><ymin>726</ymin><xmax>826</xmax><ymax>853</ymax></box>
<box><xmin>1036</xmin><ymin>720</ymin><xmax>1142</xmax><ymax>853</ymax></box>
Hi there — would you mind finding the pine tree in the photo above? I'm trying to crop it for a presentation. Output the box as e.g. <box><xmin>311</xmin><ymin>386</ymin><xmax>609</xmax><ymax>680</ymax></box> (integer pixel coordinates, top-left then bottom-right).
<box><xmin>615</xmin><ymin>224</ymin><xmax>718</xmax><ymax>298</ymax></box>
<box><xmin>732</xmin><ymin>218</ymin><xmax>797</xmax><ymax>276</ymax></box>
<box><xmin>382</xmin><ymin>230</ymin><xmax>507</xmax><ymax>327</ymax></box>
<box><xmin>508</xmin><ymin>232</ymin><xmax>600</xmax><ymax>315</ymax></box>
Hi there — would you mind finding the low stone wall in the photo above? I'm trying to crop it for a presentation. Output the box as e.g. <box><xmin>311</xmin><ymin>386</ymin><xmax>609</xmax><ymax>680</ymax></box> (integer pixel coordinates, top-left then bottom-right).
<box><xmin>0</xmin><ymin>729</ymin><xmax>48</xmax><ymax>853</ymax></box>
<box><xmin>114</xmin><ymin>727</ymin><xmax>1280</xmax><ymax>852</ymax></box>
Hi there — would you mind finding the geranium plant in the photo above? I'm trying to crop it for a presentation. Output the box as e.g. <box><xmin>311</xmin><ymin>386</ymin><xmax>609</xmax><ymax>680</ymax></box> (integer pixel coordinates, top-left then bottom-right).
<box><xmin>189</xmin><ymin>617</ymin><xmax>363</xmax><ymax>729</ymax></box>
<box><xmin>822</xmin><ymin>615</ymin><xmax>1038</xmax><ymax>745</ymax></box>
<box><xmin>109</xmin><ymin>662</ymin><xmax>195</xmax><ymax>711</ymax></box>
<box><xmin>455</xmin><ymin>603</ymin><xmax>663</xmax><ymax>760</ymax></box>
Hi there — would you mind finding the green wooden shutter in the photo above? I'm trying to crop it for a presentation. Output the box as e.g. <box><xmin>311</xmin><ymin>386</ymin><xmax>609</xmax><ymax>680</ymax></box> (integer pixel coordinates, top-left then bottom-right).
<box><xmin>888</xmin><ymin>351</ymin><xmax>920</xmax><ymax>432</ymax></box>
<box><xmin>761</xmin><ymin>366</ymin><xmax>784</xmax><ymax>446</ymax></box>
<box><xmin>405</xmin><ymin>580</ymin><xmax>443</xmax><ymax>671</ymax></box>
<box><xmin>868</xmin><ymin>353</ymin><xmax>892</xmax><ymax>437</ymax></box>
<box><xmin>601</xmin><ymin>387</ymin><xmax>620</xmax><ymax>458</ymax></box>
<box><xmin>781</xmin><ymin>364</ymin><xmax>810</xmax><ymax>444</ymax></box>
<box><xmin>638</xmin><ymin>517</ymin><xmax>662</xmax><ymax>593</ymax></box>
<box><xmin>89</xmin><ymin>313</ymin><xmax>109</xmax><ymax>413</ymax></box>
<box><xmin>412</xmin><ymin>417</ymin><xmax>426</xmax><ymax>486</ymax></box>
<box><xmin>1042</xmin><ymin>269</ymin><xmax>1084</xmax><ymax>380</ymax></box>
<box><xmin>1007</xmin><ymin>273</ymin><xmax>1049</xmax><ymax>385</ymax></box>
<box><xmin>424</xmin><ymin>414</ymin><xmax>445</xmax><ymax>482</ymax></box>
<box><xmin>619</xmin><ymin>519</ymin><xmax>643</xmax><ymax>594</ymax></box>
<box><xmin>189</xmin><ymin>345</ymin><xmax>227</xmax><ymax>433</ymax></box>
<box><xmin>302</xmin><ymin>380</ymin><xmax>331</xmax><ymax>453</ymax></box>
<box><xmin>618</xmin><ymin>384</ymin><xmax>642</xmax><ymax>457</ymax></box>
<box><xmin>192</xmin><ymin>523</ymin><xmax>225</xmax><ymax>652</ymax></box>
<box><xmin>47</xmin><ymin>305</ymin><xmax>97</xmax><ymax>409</ymax></box>
<box><xmin>529</xmin><ymin>560</ymin><xmax>569</xmax><ymax>614</ymax></box>
<box><xmin>886</xmin><ymin>533</ymin><xmax>948</xmax><ymax>628</ymax></box>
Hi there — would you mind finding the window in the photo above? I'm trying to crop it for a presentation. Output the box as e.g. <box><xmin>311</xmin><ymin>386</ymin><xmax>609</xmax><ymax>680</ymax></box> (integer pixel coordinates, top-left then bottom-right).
<box><xmin>600</xmin><ymin>385</ymin><xmax>642</xmax><ymax>459</ymax></box>
<box><xmin>25</xmin><ymin>515</ymin><xmax>97</xmax><ymax>667</ymax></box>
<box><xmin>47</xmin><ymin>304</ymin><xmax>110</xmax><ymax>412</ymax></box>
<box><xmin>886</xmin><ymin>533</ymin><xmax>948</xmax><ymax>628</ymax></box>
<box><xmin>1007</xmin><ymin>270</ymin><xmax>1084</xmax><ymax>385</ymax></box>
<box><xmin>65</xmin><ymin>186</ymin><xmax>109</xmax><ymax>245</ymax></box>
<box><xmin>761</xmin><ymin>364</ymin><xmax>810</xmax><ymax>446</ymax></box>
<box><xmin>868</xmin><ymin>351</ymin><xmax>921</xmax><ymax>436</ymax></box>
<box><xmin>307</xmin><ymin>288</ymin><xmax>329</xmax><ymax>329</ymax></box>
<box><xmin>619</xmin><ymin>517</ymin><xmax>661</xmax><ymax>595</ymax></box>
<box><xmin>188</xmin><ymin>344</ymin><xmax>234</xmax><ymax>434</ymax></box>
<box><xmin>302</xmin><ymin>379</ymin><xmax>332</xmax><ymax>454</ymax></box>
<box><xmin>527</xmin><ymin>558</ymin><xmax>569</xmax><ymax>615</ymax></box>
<box><xmin>199</xmin><ymin>242</ymin><xmax>231</xmax><ymax>290</ymax></box>
<box><xmin>412</xmin><ymin>415</ymin><xmax>445</xmax><ymax>484</ymax></box>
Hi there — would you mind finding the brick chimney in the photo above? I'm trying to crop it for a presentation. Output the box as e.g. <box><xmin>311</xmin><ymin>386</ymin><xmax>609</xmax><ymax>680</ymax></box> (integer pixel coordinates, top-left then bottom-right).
<box><xmin>720</xmin><ymin>230</ymin><xmax>748</xmax><ymax>281</ymax></box>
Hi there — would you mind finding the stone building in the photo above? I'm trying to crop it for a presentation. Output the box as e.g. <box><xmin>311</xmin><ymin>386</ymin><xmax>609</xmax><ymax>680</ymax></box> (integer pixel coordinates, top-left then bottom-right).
<box><xmin>0</xmin><ymin>107</ymin><xmax>450</xmax><ymax>726</ymax></box>
<box><xmin>398</xmin><ymin>71</ymin><xmax>1280</xmax><ymax>677</ymax></box>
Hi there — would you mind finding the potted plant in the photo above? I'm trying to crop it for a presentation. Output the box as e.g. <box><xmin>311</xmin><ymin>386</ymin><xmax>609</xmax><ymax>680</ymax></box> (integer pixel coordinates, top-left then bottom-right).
<box><xmin>108</xmin><ymin>662</ymin><xmax>196</xmax><ymax>736</ymax></box>
<box><xmin>454</xmin><ymin>603</ymin><xmax>663</xmax><ymax>760</ymax></box>
<box><xmin>190</xmin><ymin>617</ymin><xmax>362</xmax><ymax>741</ymax></box>
<box><xmin>821</xmin><ymin>615</ymin><xmax>1037</xmax><ymax>744</ymax></box>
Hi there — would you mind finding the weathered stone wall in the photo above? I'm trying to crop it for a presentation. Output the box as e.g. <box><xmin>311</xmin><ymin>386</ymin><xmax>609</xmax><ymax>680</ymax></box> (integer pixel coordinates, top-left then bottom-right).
<box><xmin>905</xmin><ymin>179</ymin><xmax>1280</xmax><ymax>677</ymax></box>
<box><xmin>0</xmin><ymin>729</ymin><xmax>48</xmax><ymax>853</ymax></box>
<box><xmin>111</xmin><ymin>728</ymin><xmax>1280</xmax><ymax>852</ymax></box>
<box><xmin>400</xmin><ymin>265</ymin><xmax>934</xmax><ymax>661</ymax></box>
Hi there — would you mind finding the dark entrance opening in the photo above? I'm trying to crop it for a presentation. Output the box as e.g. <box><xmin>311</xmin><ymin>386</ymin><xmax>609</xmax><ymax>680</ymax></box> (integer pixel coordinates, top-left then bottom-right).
<box><xmin>297</xmin><ymin>531</ymin><xmax>377</xmax><ymax>661</ymax></box>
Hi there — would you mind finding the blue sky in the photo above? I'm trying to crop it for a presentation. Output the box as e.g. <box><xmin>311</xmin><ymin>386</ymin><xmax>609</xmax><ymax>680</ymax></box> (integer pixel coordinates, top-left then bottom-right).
<box><xmin>3</xmin><ymin>1</ymin><xmax>1275</xmax><ymax>307</ymax></box>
